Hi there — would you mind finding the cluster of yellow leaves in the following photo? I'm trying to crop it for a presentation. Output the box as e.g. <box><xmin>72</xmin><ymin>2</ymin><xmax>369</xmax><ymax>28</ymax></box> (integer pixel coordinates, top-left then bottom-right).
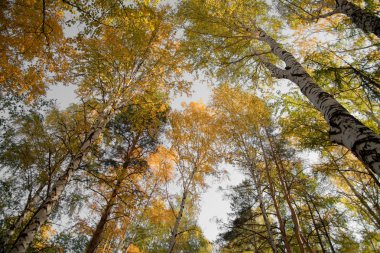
<box><xmin>147</xmin><ymin>146</ymin><xmax>175</xmax><ymax>182</ymax></box>
<box><xmin>169</xmin><ymin>101</ymin><xmax>222</xmax><ymax>187</ymax></box>
<box><xmin>0</xmin><ymin>0</ymin><xmax>71</xmax><ymax>99</ymax></box>
<box><xmin>127</xmin><ymin>244</ymin><xmax>145</xmax><ymax>253</ymax></box>
<box><xmin>212</xmin><ymin>84</ymin><xmax>270</xmax><ymax>137</ymax></box>
<box><xmin>33</xmin><ymin>224</ymin><xmax>57</xmax><ymax>250</ymax></box>
<box><xmin>144</xmin><ymin>199</ymin><xmax>174</xmax><ymax>225</ymax></box>
<box><xmin>75</xmin><ymin>1</ymin><xmax>190</xmax><ymax>105</ymax></box>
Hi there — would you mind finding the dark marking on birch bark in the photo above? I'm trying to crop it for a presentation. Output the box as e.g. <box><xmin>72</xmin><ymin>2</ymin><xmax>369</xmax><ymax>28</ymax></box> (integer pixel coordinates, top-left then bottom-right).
<box><xmin>335</xmin><ymin>0</ymin><xmax>380</xmax><ymax>38</ymax></box>
<box><xmin>256</xmin><ymin>25</ymin><xmax>380</xmax><ymax>177</ymax></box>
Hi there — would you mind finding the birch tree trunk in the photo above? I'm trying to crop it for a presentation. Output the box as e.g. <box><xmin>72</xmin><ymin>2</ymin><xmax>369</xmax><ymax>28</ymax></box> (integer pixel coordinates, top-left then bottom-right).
<box><xmin>168</xmin><ymin>166</ymin><xmax>198</xmax><ymax>253</ymax></box>
<box><xmin>4</xmin><ymin>184</ymin><xmax>45</xmax><ymax>249</ymax></box>
<box><xmin>256</xmin><ymin>27</ymin><xmax>380</xmax><ymax>177</ymax></box>
<box><xmin>168</xmin><ymin>188</ymin><xmax>188</xmax><ymax>253</ymax></box>
<box><xmin>335</xmin><ymin>0</ymin><xmax>380</xmax><ymax>38</ymax></box>
<box><xmin>9</xmin><ymin>109</ymin><xmax>113</xmax><ymax>253</ymax></box>
<box><xmin>248</xmin><ymin>166</ymin><xmax>278</xmax><ymax>253</ymax></box>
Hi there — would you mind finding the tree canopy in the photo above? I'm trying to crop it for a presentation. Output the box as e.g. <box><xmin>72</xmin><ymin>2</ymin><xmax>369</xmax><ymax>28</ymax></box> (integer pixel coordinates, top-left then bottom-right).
<box><xmin>0</xmin><ymin>0</ymin><xmax>379</xmax><ymax>252</ymax></box>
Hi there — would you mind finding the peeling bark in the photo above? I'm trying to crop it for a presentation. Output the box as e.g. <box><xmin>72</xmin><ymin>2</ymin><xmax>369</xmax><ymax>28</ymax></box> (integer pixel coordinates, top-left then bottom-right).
<box><xmin>256</xmin><ymin>28</ymin><xmax>380</xmax><ymax>177</ymax></box>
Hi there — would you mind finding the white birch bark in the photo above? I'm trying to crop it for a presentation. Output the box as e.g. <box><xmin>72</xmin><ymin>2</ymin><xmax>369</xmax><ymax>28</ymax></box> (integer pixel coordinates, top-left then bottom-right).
<box><xmin>168</xmin><ymin>189</ymin><xmax>188</xmax><ymax>253</ymax></box>
<box><xmin>9</xmin><ymin>107</ymin><xmax>114</xmax><ymax>253</ymax></box>
<box><xmin>255</xmin><ymin>27</ymin><xmax>380</xmax><ymax>176</ymax></box>
<box><xmin>168</xmin><ymin>167</ymin><xmax>197</xmax><ymax>253</ymax></box>
<box><xmin>4</xmin><ymin>184</ymin><xmax>45</xmax><ymax>248</ymax></box>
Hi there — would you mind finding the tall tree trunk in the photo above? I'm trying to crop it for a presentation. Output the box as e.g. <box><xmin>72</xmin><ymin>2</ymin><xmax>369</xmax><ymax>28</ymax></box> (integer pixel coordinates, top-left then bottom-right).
<box><xmin>308</xmin><ymin>196</ymin><xmax>336</xmax><ymax>253</ymax></box>
<box><xmin>4</xmin><ymin>184</ymin><xmax>45</xmax><ymax>249</ymax></box>
<box><xmin>86</xmin><ymin>133</ymin><xmax>141</xmax><ymax>253</ymax></box>
<box><xmin>85</xmin><ymin>180</ymin><xmax>122</xmax><ymax>253</ymax></box>
<box><xmin>264</xmin><ymin>130</ymin><xmax>312</xmax><ymax>253</ymax></box>
<box><xmin>255</xmin><ymin>27</ymin><xmax>380</xmax><ymax>177</ymax></box>
<box><xmin>248</xmin><ymin>166</ymin><xmax>278</xmax><ymax>253</ymax></box>
<box><xmin>168</xmin><ymin>188</ymin><xmax>188</xmax><ymax>253</ymax></box>
<box><xmin>305</xmin><ymin>196</ymin><xmax>326</xmax><ymax>253</ymax></box>
<box><xmin>9</xmin><ymin>110</ymin><xmax>112</xmax><ymax>253</ymax></box>
<box><xmin>335</xmin><ymin>0</ymin><xmax>380</xmax><ymax>38</ymax></box>
<box><xmin>258</xmin><ymin>138</ymin><xmax>293</xmax><ymax>253</ymax></box>
<box><xmin>168</xmin><ymin>166</ymin><xmax>198</xmax><ymax>253</ymax></box>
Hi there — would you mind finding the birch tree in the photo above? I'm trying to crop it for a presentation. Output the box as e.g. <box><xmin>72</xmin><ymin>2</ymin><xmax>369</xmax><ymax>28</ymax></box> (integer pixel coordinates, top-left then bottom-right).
<box><xmin>179</xmin><ymin>0</ymin><xmax>380</xmax><ymax>177</ymax></box>
<box><xmin>166</xmin><ymin>102</ymin><xmax>221</xmax><ymax>253</ymax></box>
<box><xmin>277</xmin><ymin>0</ymin><xmax>380</xmax><ymax>39</ymax></box>
<box><xmin>8</xmin><ymin>1</ymin><xmax>188</xmax><ymax>251</ymax></box>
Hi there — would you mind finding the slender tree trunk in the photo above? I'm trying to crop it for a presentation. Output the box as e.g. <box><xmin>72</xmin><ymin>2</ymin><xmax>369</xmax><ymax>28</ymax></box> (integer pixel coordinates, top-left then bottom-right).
<box><xmin>248</xmin><ymin>166</ymin><xmax>278</xmax><ymax>253</ymax></box>
<box><xmin>168</xmin><ymin>188</ymin><xmax>188</xmax><ymax>253</ymax></box>
<box><xmin>338</xmin><ymin>169</ymin><xmax>380</xmax><ymax>228</ymax></box>
<box><xmin>86</xmin><ymin>180</ymin><xmax>121</xmax><ymax>253</ymax></box>
<box><xmin>259</xmin><ymin>138</ymin><xmax>293</xmax><ymax>253</ymax></box>
<box><xmin>4</xmin><ymin>184</ymin><xmax>45</xmax><ymax>249</ymax></box>
<box><xmin>335</xmin><ymin>0</ymin><xmax>380</xmax><ymax>38</ymax></box>
<box><xmin>305</xmin><ymin>196</ymin><xmax>326</xmax><ymax>253</ymax></box>
<box><xmin>168</xmin><ymin>164</ymin><xmax>198</xmax><ymax>253</ymax></box>
<box><xmin>264</xmin><ymin>130</ymin><xmax>312</xmax><ymax>253</ymax></box>
<box><xmin>308</xmin><ymin>197</ymin><xmax>336</xmax><ymax>253</ymax></box>
<box><xmin>255</xmin><ymin>27</ymin><xmax>380</xmax><ymax>177</ymax></box>
<box><xmin>9</xmin><ymin>110</ymin><xmax>112</xmax><ymax>253</ymax></box>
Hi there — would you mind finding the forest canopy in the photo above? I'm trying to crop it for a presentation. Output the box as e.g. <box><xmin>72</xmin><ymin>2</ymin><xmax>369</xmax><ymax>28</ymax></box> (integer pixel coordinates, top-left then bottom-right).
<box><xmin>0</xmin><ymin>0</ymin><xmax>379</xmax><ymax>252</ymax></box>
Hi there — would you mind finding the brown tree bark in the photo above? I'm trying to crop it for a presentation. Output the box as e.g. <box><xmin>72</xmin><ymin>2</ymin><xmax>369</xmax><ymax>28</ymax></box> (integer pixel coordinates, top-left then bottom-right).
<box><xmin>264</xmin><ymin>130</ymin><xmax>312</xmax><ymax>253</ymax></box>
<box><xmin>85</xmin><ymin>180</ymin><xmax>121</xmax><ymax>253</ymax></box>
<box><xmin>248</xmin><ymin>165</ymin><xmax>278</xmax><ymax>253</ymax></box>
<box><xmin>308</xmin><ymin>196</ymin><xmax>336</xmax><ymax>253</ymax></box>
<box><xmin>305</xmin><ymin>196</ymin><xmax>326</xmax><ymax>253</ymax></box>
<box><xmin>259</xmin><ymin>138</ymin><xmax>293</xmax><ymax>253</ymax></box>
